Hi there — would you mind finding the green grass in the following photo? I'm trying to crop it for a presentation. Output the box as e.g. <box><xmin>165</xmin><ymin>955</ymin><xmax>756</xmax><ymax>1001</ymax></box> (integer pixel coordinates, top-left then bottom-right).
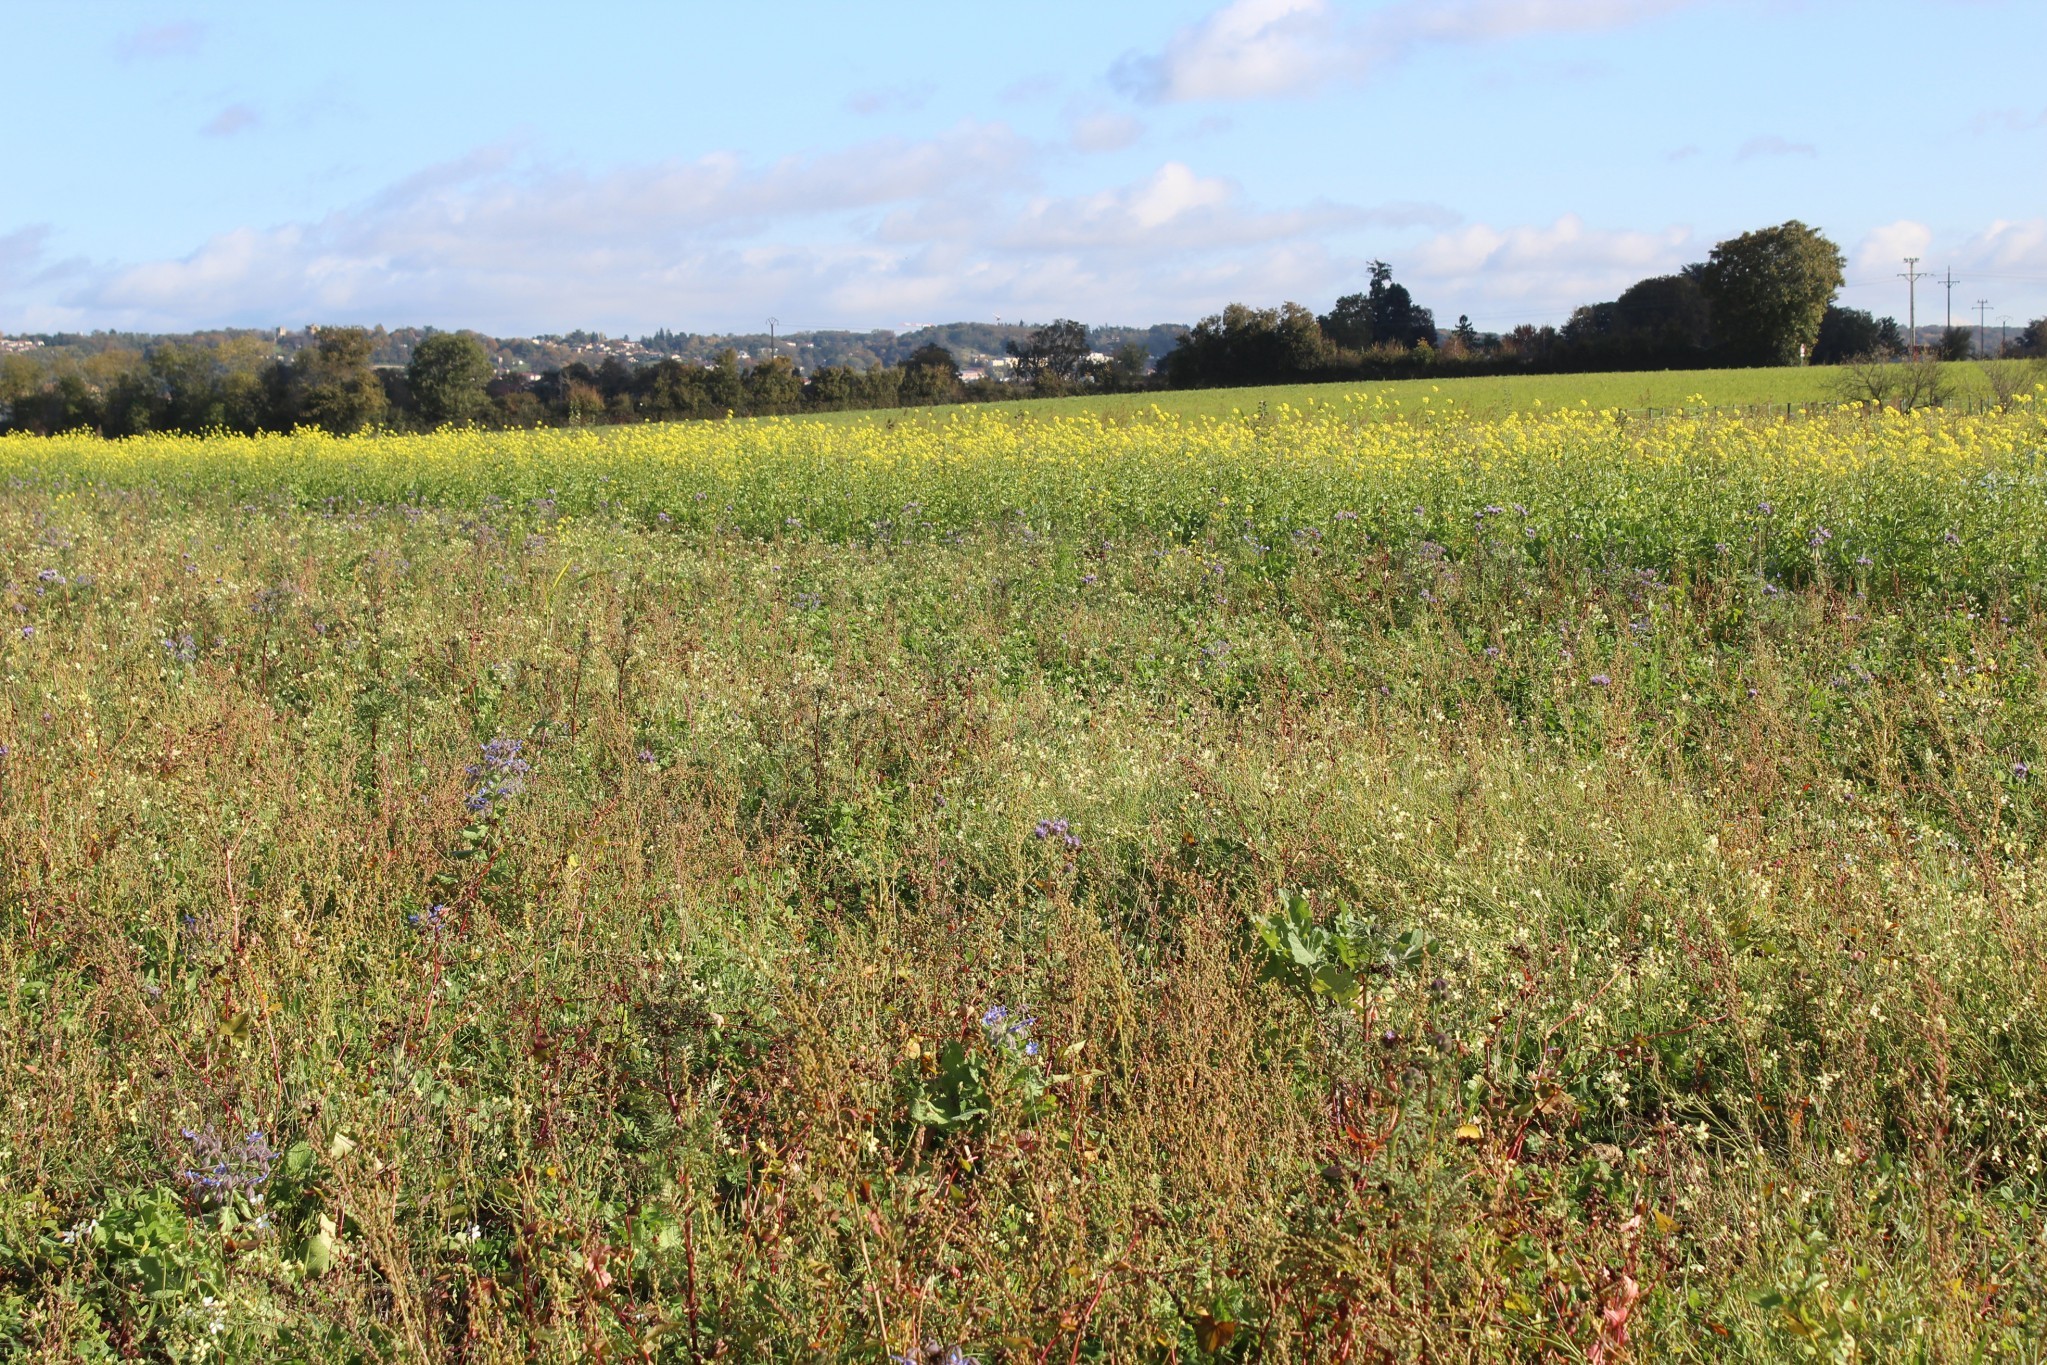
<box><xmin>3</xmin><ymin>403</ymin><xmax>2047</xmax><ymax>1359</ymax></box>
<box><xmin>806</xmin><ymin>361</ymin><xmax>2012</xmax><ymax>427</ymax></box>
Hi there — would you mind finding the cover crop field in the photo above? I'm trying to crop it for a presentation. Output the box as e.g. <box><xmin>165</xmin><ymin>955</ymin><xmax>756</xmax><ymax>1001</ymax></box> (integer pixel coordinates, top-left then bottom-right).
<box><xmin>814</xmin><ymin>361</ymin><xmax>2029</xmax><ymax>428</ymax></box>
<box><xmin>3</xmin><ymin>395</ymin><xmax>2047</xmax><ymax>1360</ymax></box>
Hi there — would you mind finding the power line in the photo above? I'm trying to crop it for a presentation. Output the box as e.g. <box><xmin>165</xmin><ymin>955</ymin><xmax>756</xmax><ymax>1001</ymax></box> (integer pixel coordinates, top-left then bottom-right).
<box><xmin>1941</xmin><ymin>269</ymin><xmax>1960</xmax><ymax>332</ymax></box>
<box><xmin>1899</xmin><ymin>257</ymin><xmax>1927</xmax><ymax>358</ymax></box>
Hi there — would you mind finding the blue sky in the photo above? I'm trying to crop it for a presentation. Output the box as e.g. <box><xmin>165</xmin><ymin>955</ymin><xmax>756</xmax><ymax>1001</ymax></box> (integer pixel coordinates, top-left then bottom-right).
<box><xmin>4</xmin><ymin>0</ymin><xmax>2044</xmax><ymax>338</ymax></box>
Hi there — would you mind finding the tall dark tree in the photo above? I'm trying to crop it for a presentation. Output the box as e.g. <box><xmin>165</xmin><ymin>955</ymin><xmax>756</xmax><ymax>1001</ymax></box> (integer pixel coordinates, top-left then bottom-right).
<box><xmin>1811</xmin><ymin>306</ymin><xmax>1899</xmax><ymax>364</ymax></box>
<box><xmin>406</xmin><ymin>332</ymin><xmax>494</xmax><ymax>427</ymax></box>
<box><xmin>0</xmin><ymin>355</ymin><xmax>43</xmax><ymax>430</ymax></box>
<box><xmin>287</xmin><ymin>327</ymin><xmax>388</xmax><ymax>433</ymax></box>
<box><xmin>645</xmin><ymin>358</ymin><xmax>707</xmax><ymax>418</ymax></box>
<box><xmin>1005</xmin><ymin>320</ymin><xmax>1090</xmax><ymax>386</ymax></box>
<box><xmin>1697</xmin><ymin>221</ymin><xmax>1844</xmax><ymax>365</ymax></box>
<box><xmin>901</xmin><ymin>344</ymin><xmax>962</xmax><ymax>405</ymax></box>
<box><xmin>1612</xmin><ymin>272</ymin><xmax>1712</xmax><ymax>352</ymax></box>
<box><xmin>1558</xmin><ymin>271</ymin><xmax>1713</xmax><ymax>368</ymax></box>
<box><xmin>744</xmin><ymin>355</ymin><xmax>803</xmax><ymax>413</ymax></box>
<box><xmin>594</xmin><ymin>356</ymin><xmax>636</xmax><ymax>403</ymax></box>
<box><xmin>1093</xmin><ymin>341</ymin><xmax>1153</xmax><ymax>390</ymax></box>
<box><xmin>705</xmin><ymin>349</ymin><xmax>744</xmax><ymax>413</ymax></box>
<box><xmin>1318</xmin><ymin>290</ymin><xmax>1376</xmax><ymax>351</ymax></box>
<box><xmin>1165</xmin><ymin>303</ymin><xmax>1327</xmax><ymax>387</ymax></box>
<box><xmin>1320</xmin><ymin>262</ymin><xmax>1435</xmax><ymax>351</ymax></box>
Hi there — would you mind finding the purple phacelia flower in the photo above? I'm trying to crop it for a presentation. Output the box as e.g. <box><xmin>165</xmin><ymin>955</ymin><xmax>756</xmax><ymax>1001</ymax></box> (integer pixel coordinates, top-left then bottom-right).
<box><xmin>464</xmin><ymin>736</ymin><xmax>530</xmax><ymax>812</ymax></box>
<box><xmin>177</xmin><ymin>1127</ymin><xmax>277</xmax><ymax>1205</ymax></box>
<box><xmin>981</xmin><ymin>1005</ymin><xmax>1040</xmax><ymax>1058</ymax></box>
<box><xmin>1032</xmin><ymin>817</ymin><xmax>1081</xmax><ymax>850</ymax></box>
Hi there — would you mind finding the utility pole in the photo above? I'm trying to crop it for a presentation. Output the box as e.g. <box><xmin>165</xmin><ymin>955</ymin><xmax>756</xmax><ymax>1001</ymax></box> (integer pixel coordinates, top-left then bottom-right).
<box><xmin>1899</xmin><ymin>257</ymin><xmax>1926</xmax><ymax>359</ymax></box>
<box><xmin>1941</xmin><ymin>269</ymin><xmax>1958</xmax><ymax>333</ymax></box>
<box><xmin>766</xmin><ymin>317</ymin><xmax>778</xmax><ymax>355</ymax></box>
<box><xmin>2000</xmin><ymin>316</ymin><xmax>2011</xmax><ymax>357</ymax></box>
<box><xmin>1975</xmin><ymin>300</ymin><xmax>1991</xmax><ymax>359</ymax></box>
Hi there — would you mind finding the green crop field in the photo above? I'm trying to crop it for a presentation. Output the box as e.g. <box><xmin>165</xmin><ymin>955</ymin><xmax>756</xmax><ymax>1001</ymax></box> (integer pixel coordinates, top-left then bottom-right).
<box><xmin>810</xmin><ymin>360</ymin><xmax>2025</xmax><ymax>428</ymax></box>
<box><xmin>3</xmin><ymin>394</ymin><xmax>2047</xmax><ymax>1359</ymax></box>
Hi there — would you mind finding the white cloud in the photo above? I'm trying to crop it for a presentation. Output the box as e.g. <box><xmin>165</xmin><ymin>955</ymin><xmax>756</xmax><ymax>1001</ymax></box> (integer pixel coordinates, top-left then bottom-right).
<box><xmin>43</xmin><ymin>99</ymin><xmax>2023</xmax><ymax>340</ymax></box>
<box><xmin>997</xmin><ymin>163</ymin><xmax>1336</xmax><ymax>252</ymax></box>
<box><xmin>1848</xmin><ymin>218</ymin><xmax>2047</xmax><ymax>310</ymax></box>
<box><xmin>1852</xmin><ymin>219</ymin><xmax>1935</xmax><ymax>279</ymax></box>
<box><xmin>1114</xmin><ymin>0</ymin><xmax>1700</xmax><ymax>103</ymax></box>
<box><xmin>29</xmin><ymin>118</ymin><xmax>1733</xmax><ymax>336</ymax></box>
<box><xmin>1971</xmin><ymin>217</ymin><xmax>2047</xmax><ymax>271</ymax></box>
<box><xmin>1406</xmin><ymin>213</ymin><xmax>1694</xmax><ymax>317</ymax></box>
<box><xmin>1837</xmin><ymin>218</ymin><xmax>2047</xmax><ymax>333</ymax></box>
<box><xmin>1113</xmin><ymin>0</ymin><xmax>1335</xmax><ymax>103</ymax></box>
<box><xmin>63</xmin><ymin>130</ymin><xmax>1385</xmax><ymax>332</ymax></box>
<box><xmin>1067</xmin><ymin>107</ymin><xmax>1145</xmax><ymax>153</ymax></box>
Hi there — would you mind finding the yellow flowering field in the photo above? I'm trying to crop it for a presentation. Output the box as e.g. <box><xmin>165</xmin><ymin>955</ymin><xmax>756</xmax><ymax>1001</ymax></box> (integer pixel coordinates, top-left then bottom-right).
<box><xmin>4</xmin><ymin>398</ymin><xmax>2044</xmax><ymax>585</ymax></box>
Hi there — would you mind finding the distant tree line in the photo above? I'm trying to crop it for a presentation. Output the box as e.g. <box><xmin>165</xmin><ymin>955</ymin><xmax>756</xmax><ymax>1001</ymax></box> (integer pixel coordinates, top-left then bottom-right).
<box><xmin>1167</xmin><ymin>221</ymin><xmax>1892</xmax><ymax>389</ymax></box>
<box><xmin>1163</xmin><ymin>222</ymin><xmax>2045</xmax><ymax>394</ymax></box>
<box><xmin>0</xmin><ymin>319</ymin><xmax>1157</xmax><ymax>437</ymax></box>
<box><xmin>4</xmin><ymin>217</ymin><xmax>2043</xmax><ymax>436</ymax></box>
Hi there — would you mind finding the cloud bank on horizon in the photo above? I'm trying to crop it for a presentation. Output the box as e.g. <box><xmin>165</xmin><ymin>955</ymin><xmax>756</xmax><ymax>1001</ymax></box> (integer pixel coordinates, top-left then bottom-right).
<box><xmin>3</xmin><ymin>0</ymin><xmax>2043</xmax><ymax>337</ymax></box>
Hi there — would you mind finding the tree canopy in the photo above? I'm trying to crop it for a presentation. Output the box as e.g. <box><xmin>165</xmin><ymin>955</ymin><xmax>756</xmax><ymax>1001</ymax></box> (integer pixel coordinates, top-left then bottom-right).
<box><xmin>1319</xmin><ymin>262</ymin><xmax>1436</xmax><ymax>351</ymax></box>
<box><xmin>1005</xmin><ymin>320</ymin><xmax>1090</xmax><ymax>388</ymax></box>
<box><xmin>1697</xmin><ymin>221</ymin><xmax>1844</xmax><ymax>366</ymax></box>
<box><xmin>405</xmin><ymin>332</ymin><xmax>494</xmax><ymax>427</ymax></box>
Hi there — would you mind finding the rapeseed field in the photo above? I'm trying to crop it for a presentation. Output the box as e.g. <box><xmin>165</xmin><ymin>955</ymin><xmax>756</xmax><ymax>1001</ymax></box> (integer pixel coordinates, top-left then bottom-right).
<box><xmin>2</xmin><ymin>394</ymin><xmax>2046</xmax><ymax>1359</ymax></box>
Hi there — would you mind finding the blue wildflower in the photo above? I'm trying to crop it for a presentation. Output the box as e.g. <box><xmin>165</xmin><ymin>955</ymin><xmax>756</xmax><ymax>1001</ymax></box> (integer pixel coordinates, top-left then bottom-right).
<box><xmin>981</xmin><ymin>1005</ymin><xmax>1039</xmax><ymax>1057</ymax></box>
<box><xmin>409</xmin><ymin>904</ymin><xmax>452</xmax><ymax>935</ymax></box>
<box><xmin>177</xmin><ymin>1127</ymin><xmax>277</xmax><ymax>1205</ymax></box>
<box><xmin>1032</xmin><ymin>817</ymin><xmax>1080</xmax><ymax>850</ymax></box>
<box><xmin>464</xmin><ymin>736</ymin><xmax>531</xmax><ymax>813</ymax></box>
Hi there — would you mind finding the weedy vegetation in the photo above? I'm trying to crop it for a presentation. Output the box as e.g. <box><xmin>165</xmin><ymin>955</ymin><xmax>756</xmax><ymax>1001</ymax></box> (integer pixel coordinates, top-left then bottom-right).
<box><xmin>2</xmin><ymin>391</ymin><xmax>2047</xmax><ymax>1360</ymax></box>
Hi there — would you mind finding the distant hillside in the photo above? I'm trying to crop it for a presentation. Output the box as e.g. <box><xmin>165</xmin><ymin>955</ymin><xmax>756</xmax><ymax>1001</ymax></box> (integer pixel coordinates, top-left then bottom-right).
<box><xmin>641</xmin><ymin>321</ymin><xmax>1187</xmax><ymax>371</ymax></box>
